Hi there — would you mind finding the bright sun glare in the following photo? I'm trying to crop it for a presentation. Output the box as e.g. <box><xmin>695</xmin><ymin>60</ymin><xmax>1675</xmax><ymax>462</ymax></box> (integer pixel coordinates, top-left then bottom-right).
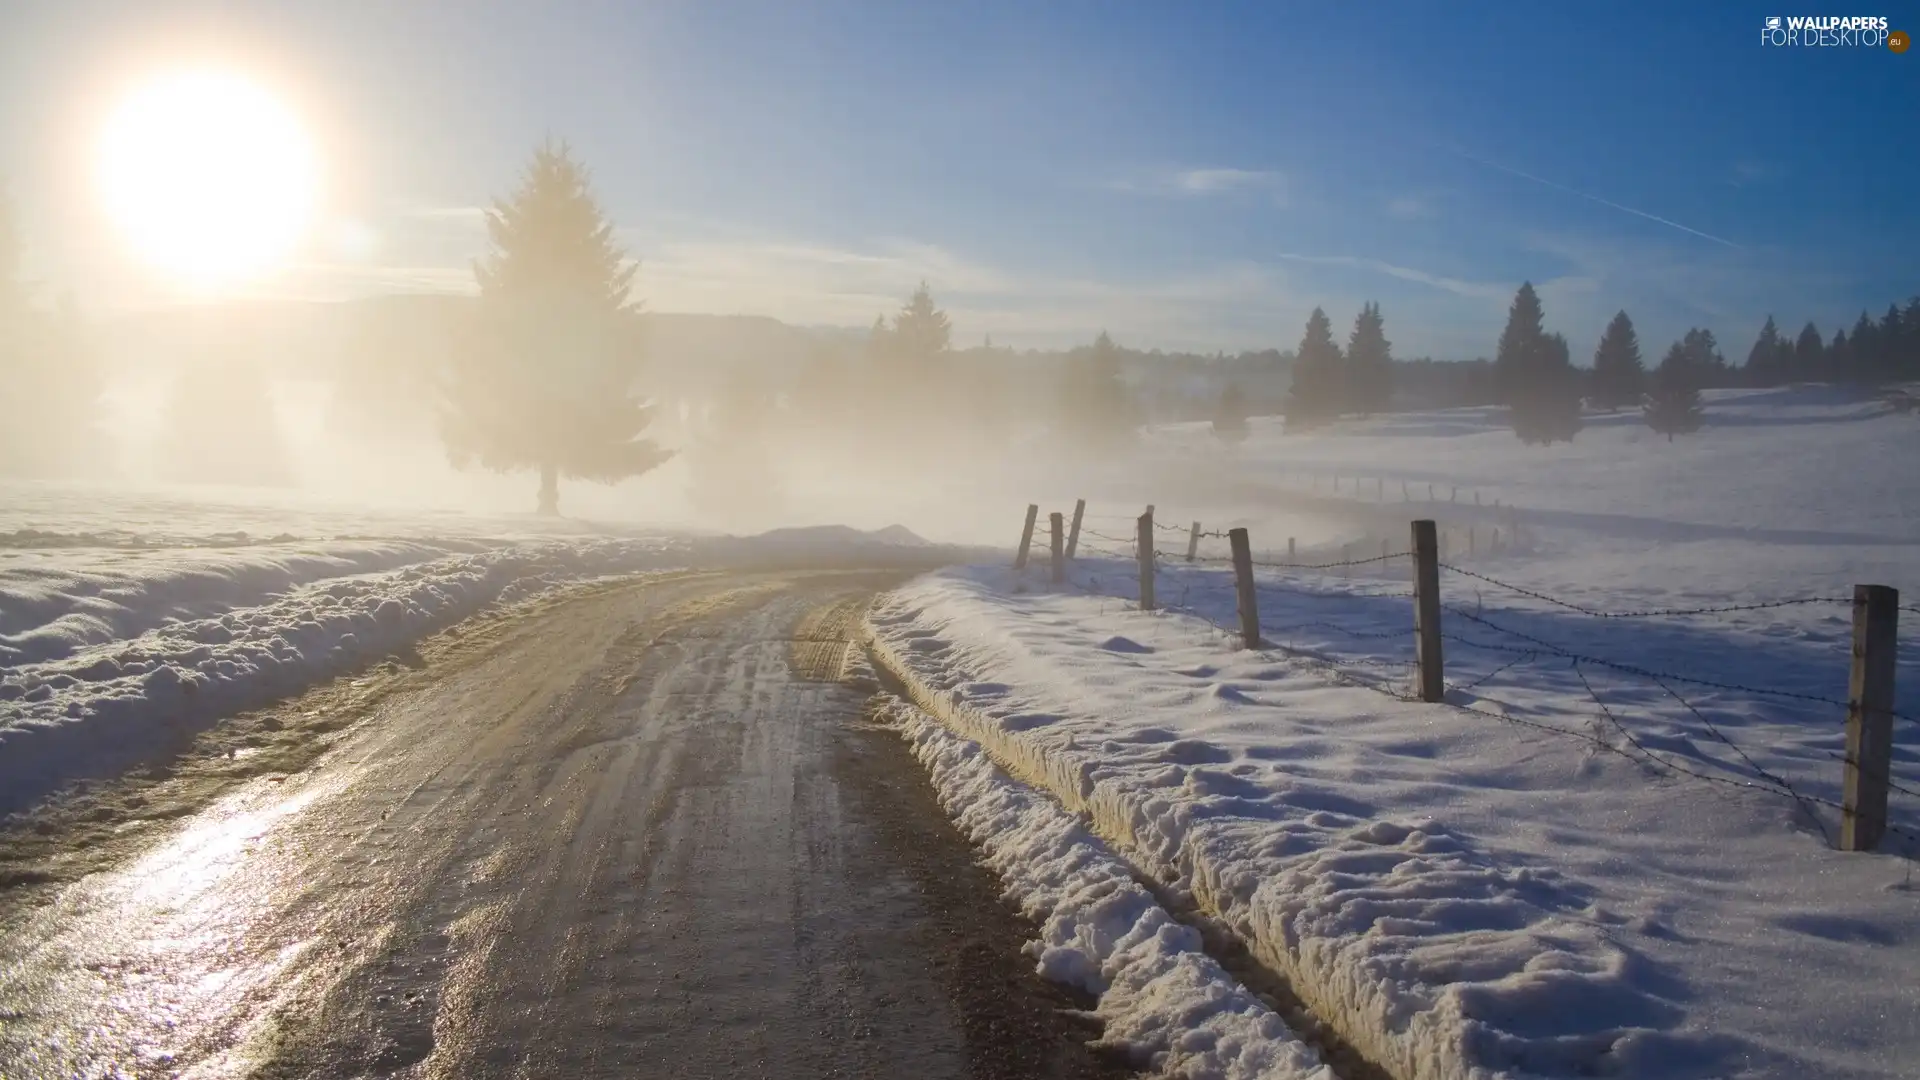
<box><xmin>95</xmin><ymin>70</ymin><xmax>318</xmax><ymax>289</ymax></box>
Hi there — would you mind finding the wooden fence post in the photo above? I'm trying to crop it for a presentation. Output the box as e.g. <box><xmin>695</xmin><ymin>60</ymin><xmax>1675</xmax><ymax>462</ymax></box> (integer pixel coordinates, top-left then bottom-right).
<box><xmin>1428</xmin><ymin>483</ymin><xmax>1435</xmax><ymax>501</ymax></box>
<box><xmin>1066</xmin><ymin>498</ymin><xmax>1086</xmax><ymax>559</ymax></box>
<box><xmin>1492</xmin><ymin>527</ymin><xmax>1501</xmax><ymax>554</ymax></box>
<box><xmin>1287</xmin><ymin>536</ymin><xmax>1296</xmax><ymax>560</ymax></box>
<box><xmin>1468</xmin><ymin>526</ymin><xmax>1476</xmax><ymax>557</ymax></box>
<box><xmin>1049</xmin><ymin>512</ymin><xmax>1065</xmax><ymax>585</ymax></box>
<box><xmin>1341</xmin><ymin>543</ymin><xmax>1352</xmax><ymax>579</ymax></box>
<box><xmin>1376</xmin><ymin>477</ymin><xmax>1384</xmax><ymax>501</ymax></box>
<box><xmin>1412</xmin><ymin>520</ymin><xmax>1445</xmax><ymax>702</ymax></box>
<box><xmin>1842</xmin><ymin>584</ymin><xmax>1899</xmax><ymax>851</ymax></box>
<box><xmin>1402</xmin><ymin>481</ymin><xmax>1409</xmax><ymax>501</ymax></box>
<box><xmin>1229</xmin><ymin>527</ymin><xmax>1260</xmax><ymax>648</ymax></box>
<box><xmin>1014</xmin><ymin>504</ymin><xmax>1038</xmax><ymax>570</ymax></box>
<box><xmin>1136</xmin><ymin>511</ymin><xmax>1156</xmax><ymax>611</ymax></box>
<box><xmin>1380</xmin><ymin>538</ymin><xmax>1389</xmax><ymax>562</ymax></box>
<box><xmin>1187</xmin><ymin>521</ymin><xmax>1202</xmax><ymax>562</ymax></box>
<box><xmin>1451</xmin><ymin>486</ymin><xmax>1458</xmax><ymax>503</ymax></box>
<box><xmin>1475</xmin><ymin>491</ymin><xmax>1482</xmax><ymax>506</ymax></box>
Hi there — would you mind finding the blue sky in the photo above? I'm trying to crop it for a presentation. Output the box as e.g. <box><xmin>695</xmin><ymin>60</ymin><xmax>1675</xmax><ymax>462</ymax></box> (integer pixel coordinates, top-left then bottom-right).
<box><xmin>2</xmin><ymin>0</ymin><xmax>1915</xmax><ymax>359</ymax></box>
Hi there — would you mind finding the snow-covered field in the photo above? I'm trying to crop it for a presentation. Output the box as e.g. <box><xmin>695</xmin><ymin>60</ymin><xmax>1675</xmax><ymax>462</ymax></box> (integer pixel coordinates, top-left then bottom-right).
<box><xmin>869</xmin><ymin>386</ymin><xmax>1920</xmax><ymax>1080</ymax></box>
<box><xmin>0</xmin><ymin>478</ymin><xmax>952</xmax><ymax>817</ymax></box>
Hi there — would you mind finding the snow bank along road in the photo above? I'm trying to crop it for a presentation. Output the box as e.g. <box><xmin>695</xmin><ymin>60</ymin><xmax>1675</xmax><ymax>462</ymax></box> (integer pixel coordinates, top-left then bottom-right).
<box><xmin>0</xmin><ymin>569</ymin><xmax>1138</xmax><ymax>1079</ymax></box>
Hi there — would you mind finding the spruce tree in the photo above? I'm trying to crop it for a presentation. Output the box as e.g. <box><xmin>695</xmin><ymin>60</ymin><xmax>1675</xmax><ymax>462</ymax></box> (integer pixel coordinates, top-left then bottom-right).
<box><xmin>1213</xmin><ymin>381</ymin><xmax>1249</xmax><ymax>445</ymax></box>
<box><xmin>1904</xmin><ymin>298</ymin><xmax>1920</xmax><ymax>379</ymax></box>
<box><xmin>1283</xmin><ymin>307</ymin><xmax>1343</xmax><ymax>431</ymax></box>
<box><xmin>1493</xmin><ymin>282</ymin><xmax>1545</xmax><ymax>405</ymax></box>
<box><xmin>890</xmin><ymin>281</ymin><xmax>952</xmax><ymax>360</ymax></box>
<box><xmin>1880</xmin><ymin>303</ymin><xmax>1908</xmax><ymax>382</ymax></box>
<box><xmin>1745</xmin><ymin>315</ymin><xmax>1783</xmax><ymax>386</ymax></box>
<box><xmin>442</xmin><ymin>142</ymin><xmax>671</xmax><ymax>515</ymax></box>
<box><xmin>1497</xmin><ymin>283</ymin><xmax>1582</xmax><ymax>443</ymax></box>
<box><xmin>1849</xmin><ymin>311</ymin><xmax>1880</xmax><ymax>384</ymax></box>
<box><xmin>1645</xmin><ymin>339</ymin><xmax>1705</xmax><ymax>441</ymax></box>
<box><xmin>1344</xmin><ymin>302</ymin><xmax>1393</xmax><ymax>415</ymax></box>
<box><xmin>1792</xmin><ymin>321</ymin><xmax>1824</xmax><ymax>382</ymax></box>
<box><xmin>1589</xmin><ymin>310</ymin><xmax>1645</xmax><ymax>410</ymax></box>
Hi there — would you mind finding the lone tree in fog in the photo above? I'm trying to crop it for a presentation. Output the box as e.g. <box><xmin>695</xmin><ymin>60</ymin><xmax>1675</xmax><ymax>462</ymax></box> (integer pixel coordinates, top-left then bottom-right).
<box><xmin>1496</xmin><ymin>282</ymin><xmax>1582</xmax><ymax>444</ymax></box>
<box><xmin>1588</xmin><ymin>310</ymin><xmax>1645</xmax><ymax>411</ymax></box>
<box><xmin>1645</xmin><ymin>337</ymin><xmax>1705</xmax><ymax>441</ymax></box>
<box><xmin>441</xmin><ymin>142</ymin><xmax>671</xmax><ymax>516</ymax></box>
<box><xmin>1343</xmin><ymin>302</ymin><xmax>1393</xmax><ymax>415</ymax></box>
<box><xmin>1212</xmin><ymin>381</ymin><xmax>1249</xmax><ymax>445</ymax></box>
<box><xmin>1283</xmin><ymin>307</ymin><xmax>1343</xmax><ymax>431</ymax></box>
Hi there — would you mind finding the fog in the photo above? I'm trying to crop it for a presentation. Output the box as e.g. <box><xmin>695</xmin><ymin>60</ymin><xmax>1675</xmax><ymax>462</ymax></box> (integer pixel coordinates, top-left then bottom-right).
<box><xmin>2</xmin><ymin>290</ymin><xmax>1251</xmax><ymax>548</ymax></box>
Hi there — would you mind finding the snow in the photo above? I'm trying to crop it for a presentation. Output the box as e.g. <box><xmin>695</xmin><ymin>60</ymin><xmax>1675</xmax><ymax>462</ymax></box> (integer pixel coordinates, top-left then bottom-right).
<box><xmin>867</xmin><ymin>386</ymin><xmax>1920</xmax><ymax>1080</ymax></box>
<box><xmin>0</xmin><ymin>478</ymin><xmax>967</xmax><ymax>818</ymax></box>
<box><xmin>868</xmin><ymin>690</ymin><xmax>1333</xmax><ymax>1079</ymax></box>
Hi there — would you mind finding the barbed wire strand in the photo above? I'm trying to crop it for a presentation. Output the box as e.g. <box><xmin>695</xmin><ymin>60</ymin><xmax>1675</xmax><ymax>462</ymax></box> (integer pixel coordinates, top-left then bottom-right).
<box><xmin>1058</xmin><ymin>567</ymin><xmax>1920</xmax><ymax>853</ymax></box>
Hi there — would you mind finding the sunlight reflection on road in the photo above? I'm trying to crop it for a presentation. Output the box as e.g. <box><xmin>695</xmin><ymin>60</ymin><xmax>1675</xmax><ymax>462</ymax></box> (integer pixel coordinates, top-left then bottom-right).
<box><xmin>0</xmin><ymin>773</ymin><xmax>347</xmax><ymax>1080</ymax></box>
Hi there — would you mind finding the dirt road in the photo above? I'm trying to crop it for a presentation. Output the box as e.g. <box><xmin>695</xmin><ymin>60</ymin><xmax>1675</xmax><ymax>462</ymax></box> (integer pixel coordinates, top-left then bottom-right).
<box><xmin>0</xmin><ymin>570</ymin><xmax>1132</xmax><ymax>1079</ymax></box>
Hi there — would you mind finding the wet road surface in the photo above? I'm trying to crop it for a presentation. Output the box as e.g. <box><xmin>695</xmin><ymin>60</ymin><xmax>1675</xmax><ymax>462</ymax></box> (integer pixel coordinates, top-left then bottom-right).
<box><xmin>0</xmin><ymin>570</ymin><xmax>1133</xmax><ymax>1079</ymax></box>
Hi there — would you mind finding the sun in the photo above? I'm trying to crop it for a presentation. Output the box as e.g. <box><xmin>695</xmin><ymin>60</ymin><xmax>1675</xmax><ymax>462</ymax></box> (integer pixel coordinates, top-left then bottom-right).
<box><xmin>95</xmin><ymin>69</ymin><xmax>319</xmax><ymax>289</ymax></box>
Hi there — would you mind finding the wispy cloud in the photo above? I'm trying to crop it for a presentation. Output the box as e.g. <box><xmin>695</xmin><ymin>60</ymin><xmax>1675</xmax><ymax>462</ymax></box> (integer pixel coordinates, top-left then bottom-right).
<box><xmin>1174</xmin><ymin>168</ymin><xmax>1281</xmax><ymax>194</ymax></box>
<box><xmin>1385</xmin><ymin>195</ymin><xmax>1432</xmax><ymax>220</ymax></box>
<box><xmin>1456</xmin><ymin>150</ymin><xmax>1742</xmax><ymax>249</ymax></box>
<box><xmin>1103</xmin><ymin>166</ymin><xmax>1287</xmax><ymax>203</ymax></box>
<box><xmin>1729</xmin><ymin>161</ymin><xmax>1781</xmax><ymax>187</ymax></box>
<box><xmin>1266</xmin><ymin>252</ymin><xmax>1512</xmax><ymax>302</ymax></box>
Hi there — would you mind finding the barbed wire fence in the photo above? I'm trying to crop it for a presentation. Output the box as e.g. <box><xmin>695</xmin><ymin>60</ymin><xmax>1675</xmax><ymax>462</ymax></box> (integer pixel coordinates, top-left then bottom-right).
<box><xmin>1007</xmin><ymin>498</ymin><xmax>1919</xmax><ymax>858</ymax></box>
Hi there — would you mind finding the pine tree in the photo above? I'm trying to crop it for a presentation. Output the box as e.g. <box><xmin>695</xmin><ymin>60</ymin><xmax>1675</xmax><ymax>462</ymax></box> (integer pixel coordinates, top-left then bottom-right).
<box><xmin>1212</xmin><ymin>381</ymin><xmax>1249</xmax><ymax>445</ymax></box>
<box><xmin>1645</xmin><ymin>339</ymin><xmax>1705</xmax><ymax>441</ymax></box>
<box><xmin>1343</xmin><ymin>302</ymin><xmax>1393</xmax><ymax>415</ymax></box>
<box><xmin>1283</xmin><ymin>308</ymin><xmax>1343</xmax><ymax>431</ymax></box>
<box><xmin>1848</xmin><ymin>310</ymin><xmax>1880</xmax><ymax>384</ymax></box>
<box><xmin>1497</xmin><ymin>283</ymin><xmax>1582</xmax><ymax>444</ymax></box>
<box><xmin>441</xmin><ymin>142</ymin><xmax>671</xmax><ymax>515</ymax></box>
<box><xmin>1589</xmin><ymin>310</ymin><xmax>1645</xmax><ymax>410</ymax></box>
<box><xmin>1493</xmin><ymin>282</ymin><xmax>1545</xmax><ymax>405</ymax></box>
<box><xmin>1745</xmin><ymin>315</ymin><xmax>1783</xmax><ymax>386</ymax></box>
<box><xmin>1792</xmin><ymin>321</ymin><xmax>1824</xmax><ymax>382</ymax></box>
<box><xmin>1904</xmin><ymin>298</ymin><xmax>1920</xmax><ymax>379</ymax></box>
<box><xmin>1880</xmin><ymin>303</ymin><xmax>1908</xmax><ymax>382</ymax></box>
<box><xmin>1829</xmin><ymin>327</ymin><xmax>1851</xmax><ymax>382</ymax></box>
<box><xmin>890</xmin><ymin>281</ymin><xmax>952</xmax><ymax>360</ymax></box>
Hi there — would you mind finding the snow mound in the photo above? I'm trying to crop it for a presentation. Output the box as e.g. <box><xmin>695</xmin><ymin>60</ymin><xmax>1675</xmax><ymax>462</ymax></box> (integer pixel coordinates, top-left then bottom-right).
<box><xmin>873</xmin><ymin>693</ymin><xmax>1332</xmax><ymax>1080</ymax></box>
<box><xmin>0</xmin><ymin>538</ymin><xmax>687</xmax><ymax>816</ymax></box>
<box><xmin>866</xmin><ymin>558</ymin><xmax>1920</xmax><ymax>1080</ymax></box>
<box><xmin>745</xmin><ymin>523</ymin><xmax>929</xmax><ymax>548</ymax></box>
